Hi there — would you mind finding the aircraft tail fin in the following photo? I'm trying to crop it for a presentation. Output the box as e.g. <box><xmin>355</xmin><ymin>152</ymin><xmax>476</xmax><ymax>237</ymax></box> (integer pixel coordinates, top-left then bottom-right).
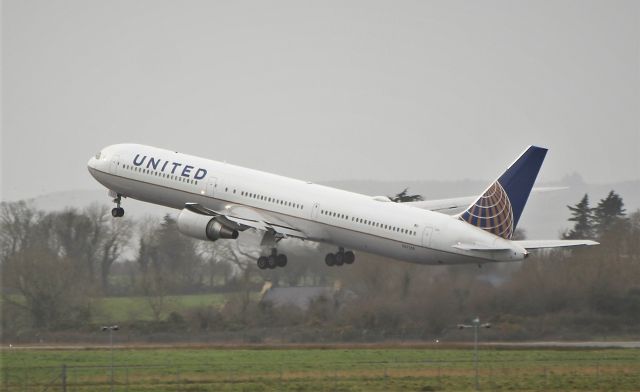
<box><xmin>459</xmin><ymin>146</ymin><xmax>548</xmax><ymax>239</ymax></box>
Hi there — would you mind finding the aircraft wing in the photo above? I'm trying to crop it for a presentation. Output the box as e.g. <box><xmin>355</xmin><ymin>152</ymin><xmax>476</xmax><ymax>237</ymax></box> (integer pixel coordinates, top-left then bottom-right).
<box><xmin>407</xmin><ymin>196</ymin><xmax>477</xmax><ymax>214</ymax></box>
<box><xmin>405</xmin><ymin>187</ymin><xmax>568</xmax><ymax>215</ymax></box>
<box><xmin>184</xmin><ymin>202</ymin><xmax>308</xmax><ymax>239</ymax></box>
<box><xmin>452</xmin><ymin>243</ymin><xmax>513</xmax><ymax>251</ymax></box>
<box><xmin>514</xmin><ymin>240</ymin><xmax>599</xmax><ymax>250</ymax></box>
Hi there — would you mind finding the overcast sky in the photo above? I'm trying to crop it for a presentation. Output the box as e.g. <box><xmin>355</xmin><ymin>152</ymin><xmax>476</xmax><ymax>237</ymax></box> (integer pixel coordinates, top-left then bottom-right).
<box><xmin>2</xmin><ymin>0</ymin><xmax>639</xmax><ymax>201</ymax></box>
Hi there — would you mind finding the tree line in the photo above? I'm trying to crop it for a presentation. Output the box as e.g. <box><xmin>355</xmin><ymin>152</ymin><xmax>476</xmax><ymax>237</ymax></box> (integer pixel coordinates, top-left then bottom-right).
<box><xmin>1</xmin><ymin>190</ymin><xmax>638</xmax><ymax>341</ymax></box>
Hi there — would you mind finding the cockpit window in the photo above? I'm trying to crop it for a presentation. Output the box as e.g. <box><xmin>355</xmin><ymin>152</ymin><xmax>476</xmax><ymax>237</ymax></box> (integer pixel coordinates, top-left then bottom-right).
<box><xmin>95</xmin><ymin>151</ymin><xmax>102</xmax><ymax>159</ymax></box>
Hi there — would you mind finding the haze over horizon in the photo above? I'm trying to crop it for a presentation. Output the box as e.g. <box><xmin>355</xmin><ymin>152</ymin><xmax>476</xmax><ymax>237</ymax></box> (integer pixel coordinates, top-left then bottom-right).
<box><xmin>3</xmin><ymin>1</ymin><xmax>639</xmax><ymax>201</ymax></box>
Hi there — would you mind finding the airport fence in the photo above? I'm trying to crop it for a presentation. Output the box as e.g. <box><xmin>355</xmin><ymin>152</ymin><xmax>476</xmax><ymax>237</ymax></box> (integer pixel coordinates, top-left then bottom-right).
<box><xmin>3</xmin><ymin>357</ymin><xmax>640</xmax><ymax>391</ymax></box>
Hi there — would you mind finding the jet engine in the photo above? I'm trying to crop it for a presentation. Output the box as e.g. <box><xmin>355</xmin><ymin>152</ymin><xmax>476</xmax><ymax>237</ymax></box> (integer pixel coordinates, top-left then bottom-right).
<box><xmin>177</xmin><ymin>209</ymin><xmax>239</xmax><ymax>241</ymax></box>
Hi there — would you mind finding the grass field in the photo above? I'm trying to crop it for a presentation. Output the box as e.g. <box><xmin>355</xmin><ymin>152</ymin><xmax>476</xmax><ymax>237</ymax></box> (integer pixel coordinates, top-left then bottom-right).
<box><xmin>6</xmin><ymin>292</ymin><xmax>250</xmax><ymax>324</ymax></box>
<box><xmin>3</xmin><ymin>345</ymin><xmax>639</xmax><ymax>391</ymax></box>
<box><xmin>90</xmin><ymin>293</ymin><xmax>228</xmax><ymax>323</ymax></box>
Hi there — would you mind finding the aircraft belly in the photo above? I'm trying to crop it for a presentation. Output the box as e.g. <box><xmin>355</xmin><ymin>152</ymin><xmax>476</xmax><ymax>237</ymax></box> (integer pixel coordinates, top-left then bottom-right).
<box><xmin>316</xmin><ymin>223</ymin><xmax>493</xmax><ymax>265</ymax></box>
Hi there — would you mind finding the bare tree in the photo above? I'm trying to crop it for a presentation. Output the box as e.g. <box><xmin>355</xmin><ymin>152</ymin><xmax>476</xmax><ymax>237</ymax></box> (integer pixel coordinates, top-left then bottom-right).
<box><xmin>88</xmin><ymin>205</ymin><xmax>133</xmax><ymax>294</ymax></box>
<box><xmin>0</xmin><ymin>201</ymin><xmax>42</xmax><ymax>263</ymax></box>
<box><xmin>1</xmin><ymin>204</ymin><xmax>92</xmax><ymax>329</ymax></box>
<box><xmin>198</xmin><ymin>241</ymin><xmax>235</xmax><ymax>288</ymax></box>
<box><xmin>143</xmin><ymin>268</ymin><xmax>172</xmax><ymax>322</ymax></box>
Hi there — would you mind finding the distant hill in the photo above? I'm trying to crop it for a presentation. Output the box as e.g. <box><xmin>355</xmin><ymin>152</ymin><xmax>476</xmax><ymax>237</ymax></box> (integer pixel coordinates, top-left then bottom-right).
<box><xmin>26</xmin><ymin>178</ymin><xmax>640</xmax><ymax>240</ymax></box>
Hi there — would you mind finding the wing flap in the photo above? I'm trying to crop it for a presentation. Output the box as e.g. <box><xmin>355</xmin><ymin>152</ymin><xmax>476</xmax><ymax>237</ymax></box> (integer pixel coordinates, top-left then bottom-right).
<box><xmin>185</xmin><ymin>202</ymin><xmax>218</xmax><ymax>216</ymax></box>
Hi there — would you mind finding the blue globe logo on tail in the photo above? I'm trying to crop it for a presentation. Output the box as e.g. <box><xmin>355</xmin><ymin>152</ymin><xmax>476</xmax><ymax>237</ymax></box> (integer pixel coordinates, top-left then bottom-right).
<box><xmin>458</xmin><ymin>146</ymin><xmax>548</xmax><ymax>240</ymax></box>
<box><xmin>460</xmin><ymin>181</ymin><xmax>514</xmax><ymax>239</ymax></box>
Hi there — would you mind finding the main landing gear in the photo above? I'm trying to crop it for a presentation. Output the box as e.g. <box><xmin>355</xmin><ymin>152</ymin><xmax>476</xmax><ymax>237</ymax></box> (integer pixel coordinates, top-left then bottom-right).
<box><xmin>325</xmin><ymin>247</ymin><xmax>355</xmax><ymax>267</ymax></box>
<box><xmin>257</xmin><ymin>248</ymin><xmax>288</xmax><ymax>270</ymax></box>
<box><xmin>111</xmin><ymin>194</ymin><xmax>125</xmax><ymax>217</ymax></box>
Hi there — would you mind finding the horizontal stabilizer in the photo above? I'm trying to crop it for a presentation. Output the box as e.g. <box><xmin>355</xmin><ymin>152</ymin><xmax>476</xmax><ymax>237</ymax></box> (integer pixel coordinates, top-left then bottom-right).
<box><xmin>452</xmin><ymin>243</ymin><xmax>513</xmax><ymax>251</ymax></box>
<box><xmin>514</xmin><ymin>240</ymin><xmax>599</xmax><ymax>250</ymax></box>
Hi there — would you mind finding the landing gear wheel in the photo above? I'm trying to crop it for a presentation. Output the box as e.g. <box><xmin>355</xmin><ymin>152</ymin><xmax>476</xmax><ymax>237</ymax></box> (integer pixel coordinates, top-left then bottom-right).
<box><xmin>276</xmin><ymin>254</ymin><xmax>288</xmax><ymax>267</ymax></box>
<box><xmin>111</xmin><ymin>194</ymin><xmax>124</xmax><ymax>217</ymax></box>
<box><xmin>325</xmin><ymin>253</ymin><xmax>336</xmax><ymax>266</ymax></box>
<box><xmin>335</xmin><ymin>252</ymin><xmax>345</xmax><ymax>266</ymax></box>
<box><xmin>344</xmin><ymin>251</ymin><xmax>355</xmax><ymax>264</ymax></box>
<box><xmin>111</xmin><ymin>207</ymin><xmax>124</xmax><ymax>217</ymax></box>
<box><xmin>258</xmin><ymin>249</ymin><xmax>288</xmax><ymax>269</ymax></box>
<box><xmin>267</xmin><ymin>255</ymin><xmax>277</xmax><ymax>269</ymax></box>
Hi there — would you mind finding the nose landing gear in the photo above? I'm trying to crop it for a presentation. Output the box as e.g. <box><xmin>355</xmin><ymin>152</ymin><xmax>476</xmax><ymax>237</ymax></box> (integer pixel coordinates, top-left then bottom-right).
<box><xmin>111</xmin><ymin>194</ymin><xmax>125</xmax><ymax>217</ymax></box>
<box><xmin>325</xmin><ymin>248</ymin><xmax>355</xmax><ymax>267</ymax></box>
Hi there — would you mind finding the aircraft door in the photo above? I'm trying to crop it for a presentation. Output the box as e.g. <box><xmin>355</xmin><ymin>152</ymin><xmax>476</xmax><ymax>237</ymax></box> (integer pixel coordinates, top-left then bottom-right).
<box><xmin>421</xmin><ymin>226</ymin><xmax>433</xmax><ymax>247</ymax></box>
<box><xmin>206</xmin><ymin>177</ymin><xmax>217</xmax><ymax>198</ymax></box>
<box><xmin>110</xmin><ymin>155</ymin><xmax>119</xmax><ymax>175</ymax></box>
<box><xmin>311</xmin><ymin>203</ymin><xmax>320</xmax><ymax>219</ymax></box>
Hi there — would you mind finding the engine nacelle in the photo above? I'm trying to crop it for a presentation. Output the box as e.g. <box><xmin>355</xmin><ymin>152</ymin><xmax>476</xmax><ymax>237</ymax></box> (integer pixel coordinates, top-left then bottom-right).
<box><xmin>177</xmin><ymin>209</ymin><xmax>239</xmax><ymax>241</ymax></box>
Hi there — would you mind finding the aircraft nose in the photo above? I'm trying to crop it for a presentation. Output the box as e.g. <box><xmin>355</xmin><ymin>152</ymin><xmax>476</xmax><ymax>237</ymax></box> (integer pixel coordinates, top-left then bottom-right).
<box><xmin>88</xmin><ymin>156</ymin><xmax>97</xmax><ymax>169</ymax></box>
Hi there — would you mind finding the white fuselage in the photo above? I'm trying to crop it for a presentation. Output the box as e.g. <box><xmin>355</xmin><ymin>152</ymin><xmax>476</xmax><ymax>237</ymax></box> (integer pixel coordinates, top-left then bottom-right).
<box><xmin>88</xmin><ymin>144</ymin><xmax>527</xmax><ymax>265</ymax></box>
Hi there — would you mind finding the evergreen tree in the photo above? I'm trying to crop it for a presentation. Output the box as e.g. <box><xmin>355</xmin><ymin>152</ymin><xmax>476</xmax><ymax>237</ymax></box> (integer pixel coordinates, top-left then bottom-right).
<box><xmin>593</xmin><ymin>190</ymin><xmax>626</xmax><ymax>236</ymax></box>
<box><xmin>563</xmin><ymin>194</ymin><xmax>594</xmax><ymax>239</ymax></box>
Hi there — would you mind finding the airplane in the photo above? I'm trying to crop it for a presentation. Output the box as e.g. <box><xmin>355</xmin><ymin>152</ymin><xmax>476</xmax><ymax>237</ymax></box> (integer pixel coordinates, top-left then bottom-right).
<box><xmin>87</xmin><ymin>144</ymin><xmax>597</xmax><ymax>269</ymax></box>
